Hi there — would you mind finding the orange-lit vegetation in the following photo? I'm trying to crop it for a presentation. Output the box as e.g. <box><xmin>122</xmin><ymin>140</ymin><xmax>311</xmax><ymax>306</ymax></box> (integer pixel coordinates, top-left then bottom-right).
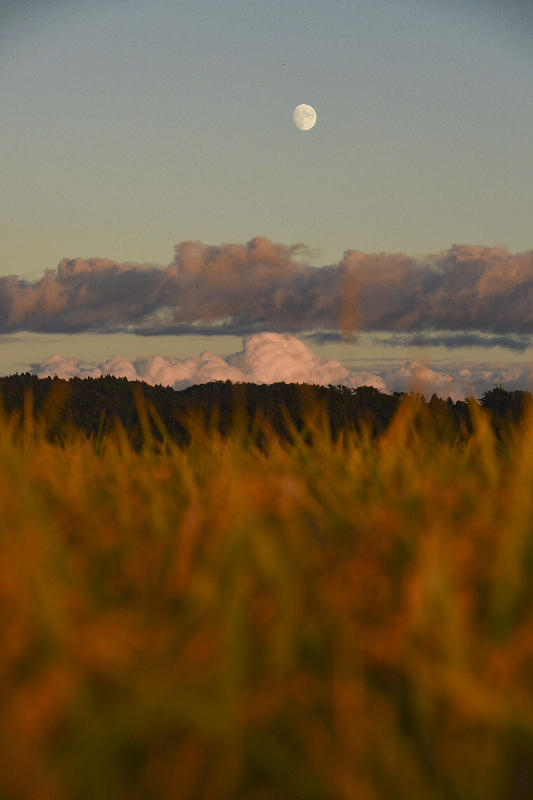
<box><xmin>1</xmin><ymin>392</ymin><xmax>533</xmax><ymax>799</ymax></box>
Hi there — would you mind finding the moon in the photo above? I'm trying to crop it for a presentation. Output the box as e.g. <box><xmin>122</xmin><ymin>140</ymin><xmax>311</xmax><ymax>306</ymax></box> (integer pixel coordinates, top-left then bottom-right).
<box><xmin>293</xmin><ymin>104</ymin><xmax>317</xmax><ymax>131</ymax></box>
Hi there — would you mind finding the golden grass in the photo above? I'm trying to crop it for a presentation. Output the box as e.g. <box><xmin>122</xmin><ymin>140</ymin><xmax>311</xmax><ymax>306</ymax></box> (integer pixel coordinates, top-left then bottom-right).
<box><xmin>1</xmin><ymin>394</ymin><xmax>533</xmax><ymax>799</ymax></box>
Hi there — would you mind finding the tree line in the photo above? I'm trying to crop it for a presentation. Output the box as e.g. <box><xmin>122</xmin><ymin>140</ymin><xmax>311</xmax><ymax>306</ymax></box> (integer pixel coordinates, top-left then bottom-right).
<box><xmin>0</xmin><ymin>372</ymin><xmax>531</xmax><ymax>449</ymax></box>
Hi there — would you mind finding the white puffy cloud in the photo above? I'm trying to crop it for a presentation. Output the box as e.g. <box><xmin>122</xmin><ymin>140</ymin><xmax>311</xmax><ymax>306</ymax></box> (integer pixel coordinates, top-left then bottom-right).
<box><xmin>32</xmin><ymin>332</ymin><xmax>386</xmax><ymax>392</ymax></box>
<box><xmin>31</xmin><ymin>333</ymin><xmax>533</xmax><ymax>400</ymax></box>
<box><xmin>34</xmin><ymin>354</ymin><xmax>103</xmax><ymax>380</ymax></box>
<box><xmin>384</xmin><ymin>362</ymin><xmax>465</xmax><ymax>401</ymax></box>
<box><xmin>379</xmin><ymin>360</ymin><xmax>533</xmax><ymax>400</ymax></box>
<box><xmin>226</xmin><ymin>333</ymin><xmax>353</xmax><ymax>385</ymax></box>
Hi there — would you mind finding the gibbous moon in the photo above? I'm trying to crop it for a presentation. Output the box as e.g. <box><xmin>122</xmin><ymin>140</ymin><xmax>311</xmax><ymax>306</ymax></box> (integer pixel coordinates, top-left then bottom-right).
<box><xmin>293</xmin><ymin>104</ymin><xmax>317</xmax><ymax>131</ymax></box>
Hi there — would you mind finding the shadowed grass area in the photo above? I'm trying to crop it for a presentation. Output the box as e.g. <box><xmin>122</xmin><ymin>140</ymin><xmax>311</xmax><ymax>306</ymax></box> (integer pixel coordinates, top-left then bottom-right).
<box><xmin>1</xmin><ymin>393</ymin><xmax>533</xmax><ymax>799</ymax></box>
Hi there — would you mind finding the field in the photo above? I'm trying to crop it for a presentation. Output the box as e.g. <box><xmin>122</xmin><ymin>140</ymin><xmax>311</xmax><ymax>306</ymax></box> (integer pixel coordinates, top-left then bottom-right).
<box><xmin>1</xmin><ymin>392</ymin><xmax>533</xmax><ymax>800</ymax></box>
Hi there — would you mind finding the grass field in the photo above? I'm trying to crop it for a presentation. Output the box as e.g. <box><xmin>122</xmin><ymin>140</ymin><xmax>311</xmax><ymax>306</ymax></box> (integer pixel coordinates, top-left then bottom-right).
<box><xmin>1</xmin><ymin>392</ymin><xmax>533</xmax><ymax>799</ymax></box>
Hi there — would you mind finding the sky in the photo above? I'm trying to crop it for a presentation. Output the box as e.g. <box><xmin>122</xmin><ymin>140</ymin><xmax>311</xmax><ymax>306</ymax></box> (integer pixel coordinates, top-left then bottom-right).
<box><xmin>1</xmin><ymin>0</ymin><xmax>532</xmax><ymax>397</ymax></box>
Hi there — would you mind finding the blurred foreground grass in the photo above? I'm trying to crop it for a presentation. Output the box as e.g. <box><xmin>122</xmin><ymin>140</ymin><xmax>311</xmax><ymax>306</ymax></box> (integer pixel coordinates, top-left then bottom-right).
<box><xmin>1</xmin><ymin>392</ymin><xmax>533</xmax><ymax>800</ymax></box>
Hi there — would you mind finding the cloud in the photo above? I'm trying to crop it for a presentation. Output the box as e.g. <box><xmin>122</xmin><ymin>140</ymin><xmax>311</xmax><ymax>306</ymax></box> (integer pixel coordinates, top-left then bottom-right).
<box><xmin>32</xmin><ymin>332</ymin><xmax>386</xmax><ymax>393</ymax></box>
<box><xmin>368</xmin><ymin>332</ymin><xmax>532</xmax><ymax>353</ymax></box>
<box><xmin>339</xmin><ymin>244</ymin><xmax>533</xmax><ymax>339</ymax></box>
<box><xmin>1</xmin><ymin>239</ymin><xmax>532</xmax><ymax>348</ymax></box>
<box><xmin>30</xmin><ymin>332</ymin><xmax>533</xmax><ymax>401</ymax></box>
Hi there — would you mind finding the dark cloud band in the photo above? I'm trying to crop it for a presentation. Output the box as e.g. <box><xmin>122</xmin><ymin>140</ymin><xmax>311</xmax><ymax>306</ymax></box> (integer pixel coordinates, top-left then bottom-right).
<box><xmin>1</xmin><ymin>238</ymin><xmax>532</xmax><ymax>348</ymax></box>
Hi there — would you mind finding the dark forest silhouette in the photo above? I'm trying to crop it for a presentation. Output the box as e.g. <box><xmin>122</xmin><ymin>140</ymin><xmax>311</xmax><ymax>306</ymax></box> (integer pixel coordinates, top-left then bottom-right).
<box><xmin>0</xmin><ymin>373</ymin><xmax>531</xmax><ymax>449</ymax></box>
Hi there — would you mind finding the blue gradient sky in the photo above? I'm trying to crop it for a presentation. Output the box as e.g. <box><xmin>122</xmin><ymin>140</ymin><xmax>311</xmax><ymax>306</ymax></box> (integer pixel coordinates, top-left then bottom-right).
<box><xmin>1</xmin><ymin>0</ymin><xmax>532</xmax><ymax>379</ymax></box>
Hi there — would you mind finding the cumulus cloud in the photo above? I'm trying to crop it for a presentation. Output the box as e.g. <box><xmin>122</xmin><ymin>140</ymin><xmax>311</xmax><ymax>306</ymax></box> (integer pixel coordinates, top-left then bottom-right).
<box><xmin>31</xmin><ymin>332</ymin><xmax>532</xmax><ymax>401</ymax></box>
<box><xmin>1</xmin><ymin>238</ymin><xmax>532</xmax><ymax>348</ymax></box>
<box><xmin>340</xmin><ymin>244</ymin><xmax>533</xmax><ymax>338</ymax></box>
<box><xmin>32</xmin><ymin>333</ymin><xmax>386</xmax><ymax>393</ymax></box>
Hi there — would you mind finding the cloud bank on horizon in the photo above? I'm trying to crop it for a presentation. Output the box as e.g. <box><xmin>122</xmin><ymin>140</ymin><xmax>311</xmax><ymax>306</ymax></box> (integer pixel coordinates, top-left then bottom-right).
<box><xmin>2</xmin><ymin>237</ymin><xmax>532</xmax><ymax>350</ymax></box>
<box><xmin>32</xmin><ymin>332</ymin><xmax>533</xmax><ymax>402</ymax></box>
